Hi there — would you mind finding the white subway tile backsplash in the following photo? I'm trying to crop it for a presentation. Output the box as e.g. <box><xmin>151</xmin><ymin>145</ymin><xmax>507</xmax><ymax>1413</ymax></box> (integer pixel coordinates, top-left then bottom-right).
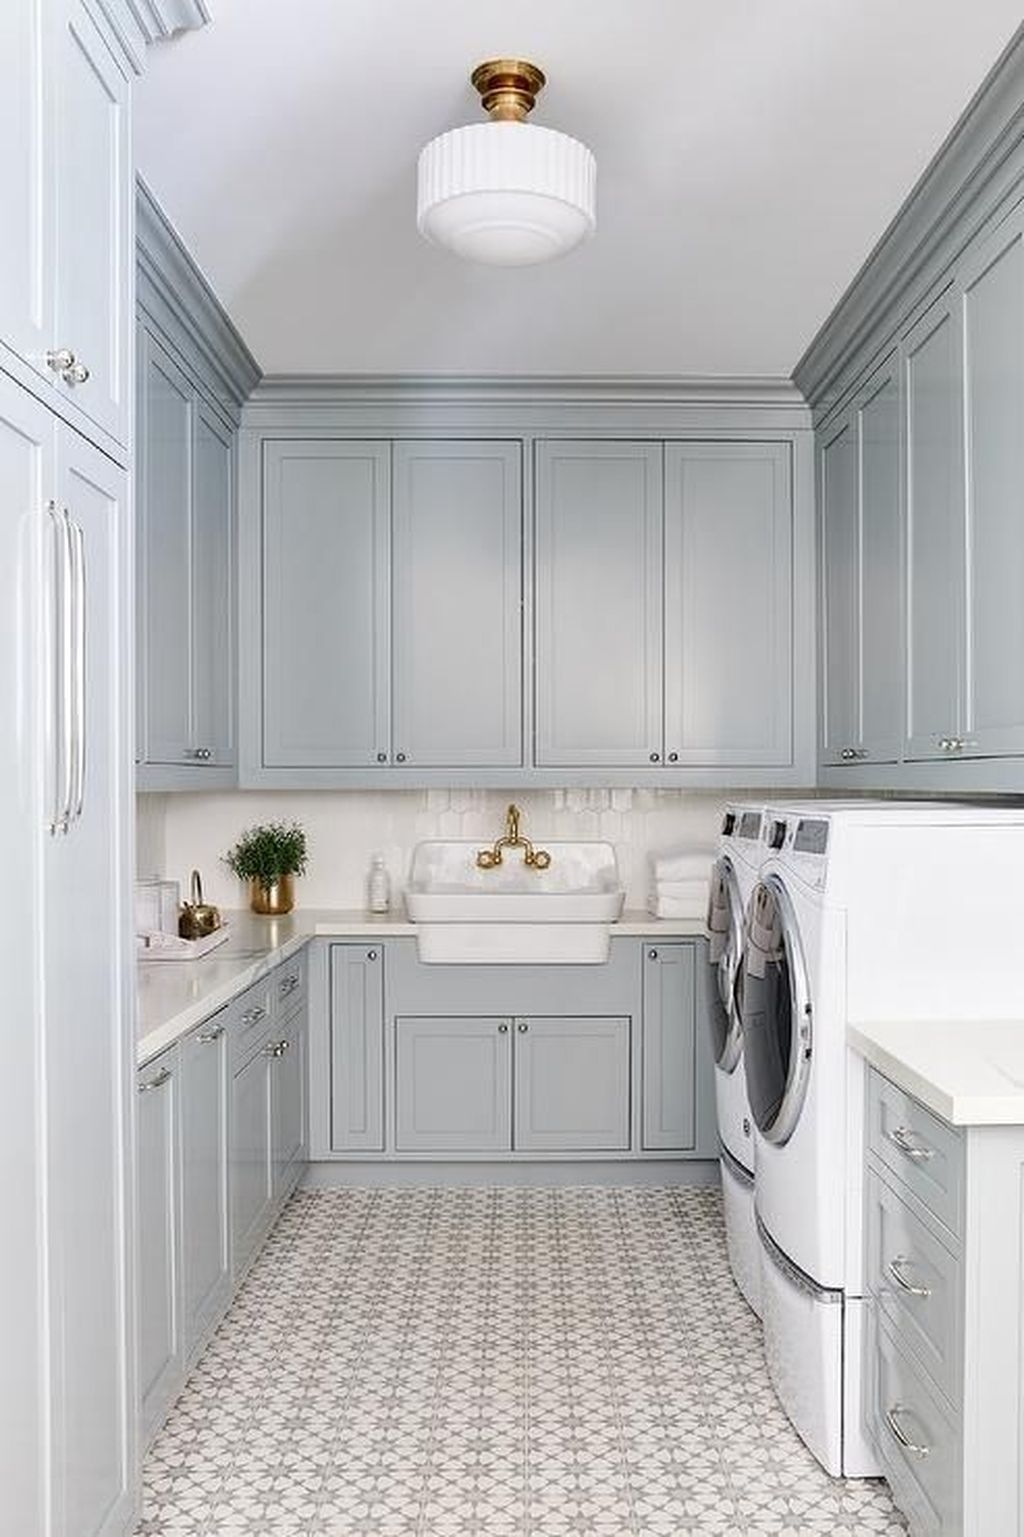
<box><xmin>138</xmin><ymin>788</ymin><xmax>730</xmax><ymax>912</ymax></box>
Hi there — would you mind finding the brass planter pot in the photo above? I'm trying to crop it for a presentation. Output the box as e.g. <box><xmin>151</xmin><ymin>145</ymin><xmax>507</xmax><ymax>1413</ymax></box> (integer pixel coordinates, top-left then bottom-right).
<box><xmin>249</xmin><ymin>874</ymin><xmax>295</xmax><ymax>915</ymax></box>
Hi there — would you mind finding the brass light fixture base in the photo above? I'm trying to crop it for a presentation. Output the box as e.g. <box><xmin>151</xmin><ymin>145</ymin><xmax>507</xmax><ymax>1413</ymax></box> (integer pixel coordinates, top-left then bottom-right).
<box><xmin>471</xmin><ymin>59</ymin><xmax>546</xmax><ymax>122</ymax></box>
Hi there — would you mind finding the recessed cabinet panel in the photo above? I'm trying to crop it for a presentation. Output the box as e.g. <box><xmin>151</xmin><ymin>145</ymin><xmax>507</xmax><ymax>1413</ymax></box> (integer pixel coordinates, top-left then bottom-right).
<box><xmin>904</xmin><ymin>294</ymin><xmax>964</xmax><ymax>760</ymax></box>
<box><xmin>329</xmin><ymin>946</ymin><xmax>384</xmax><ymax>1151</ymax></box>
<box><xmin>138</xmin><ymin>332</ymin><xmax>193</xmax><ymax>765</ymax></box>
<box><xmin>665</xmin><ymin>443</ymin><xmax>792</xmax><ymax>765</ymax></box>
<box><xmin>180</xmin><ymin>1020</ymin><xmax>230</xmax><ymax>1357</ymax></box>
<box><xmin>137</xmin><ymin>1053</ymin><xmax>180</xmax><ymax>1443</ymax></box>
<box><xmin>392</xmin><ymin>442</ymin><xmax>522</xmax><ymax>767</ymax></box>
<box><xmin>271</xmin><ymin>1010</ymin><xmax>306</xmax><ymax>1195</ymax></box>
<box><xmin>962</xmin><ymin>213</ymin><xmax>1024</xmax><ymax>757</ymax></box>
<box><xmin>535</xmin><ymin>441</ymin><xmax>664</xmax><ymax>767</ymax></box>
<box><xmin>54</xmin><ymin>2</ymin><xmax>129</xmax><ymax>442</ymax></box>
<box><xmin>395</xmin><ymin>1017</ymin><xmax>512</xmax><ymax>1152</ymax></box>
<box><xmin>820</xmin><ymin>419</ymin><xmax>859</xmax><ymax>764</ymax></box>
<box><xmin>858</xmin><ymin>366</ymin><xmax>902</xmax><ymax>761</ymax></box>
<box><xmin>191</xmin><ymin>404</ymin><xmax>234</xmax><ymax>766</ymax></box>
<box><xmin>230</xmin><ymin>1048</ymin><xmax>272</xmax><ymax>1274</ymax></box>
<box><xmin>262</xmin><ymin>441</ymin><xmax>390</xmax><ymax>767</ymax></box>
<box><xmin>513</xmin><ymin>1017</ymin><xmax>630</xmax><ymax>1152</ymax></box>
<box><xmin>642</xmin><ymin>945</ymin><xmax>697</xmax><ymax>1151</ymax></box>
<box><xmin>0</xmin><ymin>0</ymin><xmax>52</xmax><ymax>371</ymax></box>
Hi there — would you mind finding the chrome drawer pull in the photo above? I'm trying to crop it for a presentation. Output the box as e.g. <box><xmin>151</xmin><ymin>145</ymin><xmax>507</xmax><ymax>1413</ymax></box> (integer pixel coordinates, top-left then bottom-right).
<box><xmin>887</xmin><ymin>1256</ymin><xmax>931</xmax><ymax>1298</ymax></box>
<box><xmin>241</xmin><ymin>1006</ymin><xmax>266</xmax><ymax>1027</ymax></box>
<box><xmin>198</xmin><ymin>1025</ymin><xmax>225</xmax><ymax>1043</ymax></box>
<box><xmin>884</xmin><ymin>1405</ymin><xmax>930</xmax><ymax>1459</ymax></box>
<box><xmin>279</xmin><ymin>974</ymin><xmax>299</xmax><ymax>995</ymax></box>
<box><xmin>263</xmin><ymin>1039</ymin><xmax>289</xmax><ymax>1058</ymax></box>
<box><xmin>138</xmin><ymin>1067</ymin><xmax>172</xmax><ymax>1093</ymax></box>
<box><xmin>887</xmin><ymin>1125</ymin><xmax>935</xmax><ymax>1161</ymax></box>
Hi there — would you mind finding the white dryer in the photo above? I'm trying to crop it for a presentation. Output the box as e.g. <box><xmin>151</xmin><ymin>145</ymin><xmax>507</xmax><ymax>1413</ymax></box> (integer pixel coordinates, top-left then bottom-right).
<box><xmin>706</xmin><ymin>802</ymin><xmax>765</xmax><ymax>1317</ymax></box>
<box><xmin>740</xmin><ymin>800</ymin><xmax>1024</xmax><ymax>1478</ymax></box>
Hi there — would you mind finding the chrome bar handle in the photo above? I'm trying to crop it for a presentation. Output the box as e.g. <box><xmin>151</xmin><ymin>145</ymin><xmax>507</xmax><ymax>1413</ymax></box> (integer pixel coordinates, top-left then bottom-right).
<box><xmin>887</xmin><ymin>1125</ymin><xmax>934</xmax><ymax>1161</ymax></box>
<box><xmin>886</xmin><ymin>1255</ymin><xmax>931</xmax><ymax>1298</ymax></box>
<box><xmin>69</xmin><ymin>515</ymin><xmax>86</xmax><ymax>824</ymax></box>
<box><xmin>884</xmin><ymin>1405</ymin><xmax>930</xmax><ymax>1458</ymax></box>
<box><xmin>198</xmin><ymin>1024</ymin><xmax>225</xmax><ymax>1043</ymax></box>
<box><xmin>46</xmin><ymin>501</ymin><xmax>73</xmax><ymax>835</ymax></box>
<box><xmin>138</xmin><ymin>1067</ymin><xmax>172</xmax><ymax>1093</ymax></box>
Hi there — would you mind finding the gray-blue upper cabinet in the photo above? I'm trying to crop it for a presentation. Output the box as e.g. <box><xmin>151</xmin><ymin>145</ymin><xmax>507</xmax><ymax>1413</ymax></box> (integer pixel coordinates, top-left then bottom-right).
<box><xmin>392</xmin><ymin>441</ymin><xmax>522</xmax><ymax>767</ymax></box>
<box><xmin>261</xmin><ymin>440</ymin><xmax>391</xmax><ymax>768</ymax></box>
<box><xmin>820</xmin><ymin>356</ymin><xmax>902</xmax><ymax>767</ymax></box>
<box><xmin>535</xmin><ymin>441</ymin><xmax>664</xmax><ymax>767</ymax></box>
<box><xmin>136</xmin><ymin>324</ymin><xmax>236</xmax><ymax>784</ymax></box>
<box><xmin>903</xmin><ymin>288</ymin><xmax>964</xmax><ymax>762</ymax></box>
<box><xmin>0</xmin><ymin>0</ymin><xmax>131</xmax><ymax>450</ymax></box>
<box><xmin>664</xmin><ymin>442</ymin><xmax>793</xmax><ymax>767</ymax></box>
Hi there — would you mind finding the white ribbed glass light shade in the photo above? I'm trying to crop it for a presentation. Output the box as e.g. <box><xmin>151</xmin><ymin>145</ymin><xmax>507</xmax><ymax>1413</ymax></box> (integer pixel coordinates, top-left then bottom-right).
<box><xmin>417</xmin><ymin>121</ymin><xmax>596</xmax><ymax>266</ymax></box>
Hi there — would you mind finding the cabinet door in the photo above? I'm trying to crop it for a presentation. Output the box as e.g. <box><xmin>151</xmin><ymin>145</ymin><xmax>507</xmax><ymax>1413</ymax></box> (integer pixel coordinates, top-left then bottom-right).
<box><xmin>641</xmin><ymin>945</ymin><xmax>696</xmax><ymax>1151</ymax></box>
<box><xmin>262</xmin><ymin>441</ymin><xmax>390</xmax><ymax>767</ymax></box>
<box><xmin>395</xmin><ymin>1017</ymin><xmax>512</xmax><ymax>1152</ymax></box>
<box><xmin>0</xmin><ymin>0</ymin><xmax>54</xmax><ymax>372</ymax></box>
<box><xmin>230</xmin><ymin>1047</ymin><xmax>272</xmax><ymax>1274</ymax></box>
<box><xmin>392</xmin><ymin>441</ymin><xmax>522</xmax><ymax>767</ymax></box>
<box><xmin>329</xmin><ymin>945</ymin><xmax>385</xmax><ymax>1151</ymax></box>
<box><xmin>904</xmin><ymin>290</ymin><xmax>964</xmax><ymax>760</ymax></box>
<box><xmin>514</xmin><ymin>1017</ymin><xmax>630</xmax><ymax>1151</ymax></box>
<box><xmin>44</xmin><ymin>432</ymin><xmax>134</xmax><ymax>1537</ymax></box>
<box><xmin>180</xmin><ymin>1017</ymin><xmax>230</xmax><ymax>1357</ymax></box>
<box><xmin>191</xmin><ymin>402</ymin><xmax>234</xmax><ymax>766</ymax></box>
<box><xmin>271</xmin><ymin>1009</ymin><xmax>307</xmax><ymax>1197</ymax></box>
<box><xmin>819</xmin><ymin>415</ymin><xmax>859</xmax><ymax>765</ymax></box>
<box><xmin>857</xmin><ymin>360</ymin><xmax>902</xmax><ymax>762</ymax></box>
<box><xmin>535</xmin><ymin>441</ymin><xmax>664</xmax><ymax>767</ymax></box>
<box><xmin>137</xmin><ymin>328</ymin><xmax>193</xmax><ymax>766</ymax></box>
<box><xmin>961</xmin><ymin>208</ymin><xmax>1024</xmax><ymax>757</ymax></box>
<box><xmin>664</xmin><ymin>442</ymin><xmax>792</xmax><ymax>766</ymax></box>
<box><xmin>0</xmin><ymin>378</ymin><xmax>52</xmax><ymax>1537</ymax></box>
<box><xmin>53</xmin><ymin>0</ymin><xmax>130</xmax><ymax>443</ymax></box>
<box><xmin>137</xmin><ymin>1054</ymin><xmax>181</xmax><ymax>1443</ymax></box>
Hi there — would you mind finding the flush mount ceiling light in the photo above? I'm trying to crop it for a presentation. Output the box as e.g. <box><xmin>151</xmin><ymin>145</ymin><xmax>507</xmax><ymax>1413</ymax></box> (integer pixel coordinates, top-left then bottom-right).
<box><xmin>417</xmin><ymin>59</ymin><xmax>596</xmax><ymax>266</ymax></box>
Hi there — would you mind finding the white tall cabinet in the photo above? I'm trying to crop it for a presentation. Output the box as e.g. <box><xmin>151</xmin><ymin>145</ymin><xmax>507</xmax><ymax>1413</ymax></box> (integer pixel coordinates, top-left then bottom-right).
<box><xmin>0</xmin><ymin>3</ymin><xmax>207</xmax><ymax>1535</ymax></box>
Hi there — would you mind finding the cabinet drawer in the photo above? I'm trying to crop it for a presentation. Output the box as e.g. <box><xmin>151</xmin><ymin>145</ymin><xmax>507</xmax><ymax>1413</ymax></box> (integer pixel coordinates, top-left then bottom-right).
<box><xmin>228</xmin><ymin>980</ymin><xmax>274</xmax><ymax>1070</ymax></box>
<box><xmin>868</xmin><ymin>1071</ymin><xmax>964</xmax><ymax>1239</ymax></box>
<box><xmin>273</xmin><ymin>950</ymin><xmax>307</xmax><ymax>1021</ymax></box>
<box><xmin>867</xmin><ymin>1318</ymin><xmax>961</xmax><ymax>1537</ymax></box>
<box><xmin>866</xmin><ymin>1165</ymin><xmax>962</xmax><ymax>1407</ymax></box>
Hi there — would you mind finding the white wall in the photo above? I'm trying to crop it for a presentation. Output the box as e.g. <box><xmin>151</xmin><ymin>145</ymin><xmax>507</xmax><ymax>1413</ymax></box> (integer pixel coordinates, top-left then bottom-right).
<box><xmin>137</xmin><ymin>788</ymin><xmax>734</xmax><ymax>912</ymax></box>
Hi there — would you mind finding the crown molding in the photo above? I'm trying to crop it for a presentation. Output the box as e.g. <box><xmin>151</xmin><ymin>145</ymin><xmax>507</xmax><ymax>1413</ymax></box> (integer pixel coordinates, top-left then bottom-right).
<box><xmin>794</xmin><ymin>23</ymin><xmax>1024</xmax><ymax>418</ymax></box>
<box><xmin>93</xmin><ymin>0</ymin><xmax>209</xmax><ymax>73</ymax></box>
<box><xmin>136</xmin><ymin>176</ymin><xmax>262</xmax><ymax>410</ymax></box>
<box><xmin>253</xmin><ymin>373</ymin><xmax>806</xmax><ymax>408</ymax></box>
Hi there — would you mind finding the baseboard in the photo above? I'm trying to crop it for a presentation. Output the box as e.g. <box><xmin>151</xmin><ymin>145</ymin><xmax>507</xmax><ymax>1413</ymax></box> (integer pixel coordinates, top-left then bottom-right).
<box><xmin>301</xmin><ymin>1159</ymin><xmax>721</xmax><ymax>1189</ymax></box>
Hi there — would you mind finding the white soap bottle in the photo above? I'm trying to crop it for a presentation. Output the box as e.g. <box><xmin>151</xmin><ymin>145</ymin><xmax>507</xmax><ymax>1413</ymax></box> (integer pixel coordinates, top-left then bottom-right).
<box><xmin>367</xmin><ymin>854</ymin><xmax>391</xmax><ymax>914</ymax></box>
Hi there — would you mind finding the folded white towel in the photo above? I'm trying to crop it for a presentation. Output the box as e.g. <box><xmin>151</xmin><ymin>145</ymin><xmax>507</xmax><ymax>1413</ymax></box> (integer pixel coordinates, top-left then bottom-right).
<box><xmin>651</xmin><ymin>849</ymin><xmax>714</xmax><ymax>881</ymax></box>
<box><xmin>648</xmin><ymin>893</ymin><xmax>708</xmax><ymax>920</ymax></box>
<box><xmin>653</xmin><ymin>878</ymin><xmax>709</xmax><ymax>899</ymax></box>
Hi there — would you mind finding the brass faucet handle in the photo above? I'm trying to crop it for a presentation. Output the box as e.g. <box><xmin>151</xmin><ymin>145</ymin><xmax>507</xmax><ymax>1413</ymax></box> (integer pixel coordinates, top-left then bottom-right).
<box><xmin>527</xmin><ymin>847</ymin><xmax>552</xmax><ymax>870</ymax></box>
<box><xmin>476</xmin><ymin>847</ymin><xmax>502</xmax><ymax>869</ymax></box>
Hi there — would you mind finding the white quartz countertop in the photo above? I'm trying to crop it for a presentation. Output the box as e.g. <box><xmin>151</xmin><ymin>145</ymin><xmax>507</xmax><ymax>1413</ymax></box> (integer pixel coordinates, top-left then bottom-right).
<box><xmin>137</xmin><ymin>907</ymin><xmax>706</xmax><ymax>1066</ymax></box>
<box><xmin>849</xmin><ymin>1018</ymin><xmax>1024</xmax><ymax>1127</ymax></box>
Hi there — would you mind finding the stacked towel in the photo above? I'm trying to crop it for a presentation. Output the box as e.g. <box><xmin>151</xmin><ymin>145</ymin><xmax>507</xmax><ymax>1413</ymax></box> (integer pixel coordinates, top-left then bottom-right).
<box><xmin>648</xmin><ymin>847</ymin><xmax>714</xmax><ymax>920</ymax></box>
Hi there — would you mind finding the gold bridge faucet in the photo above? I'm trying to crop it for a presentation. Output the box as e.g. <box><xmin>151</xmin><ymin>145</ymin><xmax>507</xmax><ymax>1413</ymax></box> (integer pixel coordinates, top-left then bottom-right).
<box><xmin>476</xmin><ymin>804</ymin><xmax>551</xmax><ymax>870</ymax></box>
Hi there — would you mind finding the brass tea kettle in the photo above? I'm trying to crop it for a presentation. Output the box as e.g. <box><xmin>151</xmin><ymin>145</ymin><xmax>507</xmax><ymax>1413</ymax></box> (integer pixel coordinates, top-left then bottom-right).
<box><xmin>179</xmin><ymin>869</ymin><xmax>221</xmax><ymax>940</ymax></box>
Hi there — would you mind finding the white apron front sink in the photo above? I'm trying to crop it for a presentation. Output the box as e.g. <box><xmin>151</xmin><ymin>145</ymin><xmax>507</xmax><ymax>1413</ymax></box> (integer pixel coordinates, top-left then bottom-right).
<box><xmin>405</xmin><ymin>840</ymin><xmax>624</xmax><ymax>963</ymax></box>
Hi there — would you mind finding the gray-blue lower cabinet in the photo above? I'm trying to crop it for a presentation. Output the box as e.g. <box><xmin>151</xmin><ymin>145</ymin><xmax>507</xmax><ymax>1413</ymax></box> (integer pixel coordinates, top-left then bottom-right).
<box><xmin>230</xmin><ymin>1029</ymin><xmax>274</xmax><ymax>1277</ymax></box>
<box><xmin>642</xmin><ymin>944</ymin><xmax>697</xmax><ymax>1151</ymax></box>
<box><xmin>271</xmin><ymin>1005</ymin><xmax>308</xmax><ymax>1197</ymax></box>
<box><xmin>321</xmin><ymin>937</ymin><xmax>712</xmax><ymax>1162</ymax></box>
<box><xmin>180</xmin><ymin>1013</ymin><xmax>231</xmax><ymax>1355</ymax></box>
<box><xmin>136</xmin><ymin>1048</ymin><xmax>182</xmax><ymax>1445</ymax></box>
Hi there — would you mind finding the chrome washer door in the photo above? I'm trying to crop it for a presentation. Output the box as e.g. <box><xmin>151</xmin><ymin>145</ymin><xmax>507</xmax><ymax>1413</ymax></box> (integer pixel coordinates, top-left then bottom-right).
<box><xmin>706</xmin><ymin>855</ymin><xmax>744</xmax><ymax>1071</ymax></box>
<box><xmin>739</xmin><ymin>874</ymin><xmax>812</xmax><ymax>1145</ymax></box>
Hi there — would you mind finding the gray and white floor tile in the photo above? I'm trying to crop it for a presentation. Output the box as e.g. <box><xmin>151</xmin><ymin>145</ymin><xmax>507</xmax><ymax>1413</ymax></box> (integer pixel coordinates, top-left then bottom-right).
<box><xmin>136</xmin><ymin>1187</ymin><xmax>907</xmax><ymax>1536</ymax></box>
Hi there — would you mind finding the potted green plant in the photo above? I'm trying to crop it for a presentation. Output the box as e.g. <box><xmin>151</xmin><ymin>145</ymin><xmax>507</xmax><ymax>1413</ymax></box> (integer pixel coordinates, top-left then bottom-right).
<box><xmin>224</xmin><ymin>821</ymin><xmax>308</xmax><ymax>915</ymax></box>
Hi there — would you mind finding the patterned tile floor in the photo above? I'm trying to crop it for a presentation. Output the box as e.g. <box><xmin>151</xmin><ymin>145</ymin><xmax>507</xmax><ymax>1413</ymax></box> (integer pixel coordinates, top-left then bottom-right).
<box><xmin>137</xmin><ymin>1187</ymin><xmax>907</xmax><ymax>1537</ymax></box>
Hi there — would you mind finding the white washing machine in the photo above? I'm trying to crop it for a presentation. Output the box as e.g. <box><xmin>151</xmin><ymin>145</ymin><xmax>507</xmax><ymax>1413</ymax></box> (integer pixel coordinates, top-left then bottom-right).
<box><xmin>740</xmin><ymin>800</ymin><xmax>1024</xmax><ymax>1478</ymax></box>
<box><xmin>706</xmin><ymin>802</ymin><xmax>766</xmax><ymax>1317</ymax></box>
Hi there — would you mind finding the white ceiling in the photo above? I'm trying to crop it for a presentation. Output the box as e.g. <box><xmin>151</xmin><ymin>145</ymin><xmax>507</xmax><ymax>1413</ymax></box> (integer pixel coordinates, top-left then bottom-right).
<box><xmin>135</xmin><ymin>1</ymin><xmax>1023</xmax><ymax>378</ymax></box>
